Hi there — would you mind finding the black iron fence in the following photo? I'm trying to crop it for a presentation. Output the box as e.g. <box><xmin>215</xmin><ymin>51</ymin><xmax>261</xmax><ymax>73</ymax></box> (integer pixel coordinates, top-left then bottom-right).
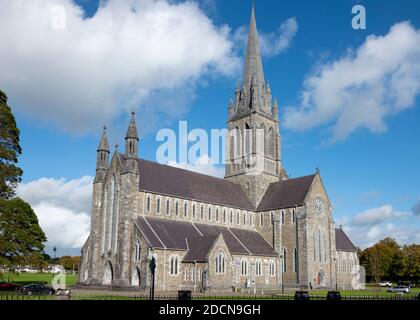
<box><xmin>0</xmin><ymin>293</ymin><xmax>419</xmax><ymax>301</ymax></box>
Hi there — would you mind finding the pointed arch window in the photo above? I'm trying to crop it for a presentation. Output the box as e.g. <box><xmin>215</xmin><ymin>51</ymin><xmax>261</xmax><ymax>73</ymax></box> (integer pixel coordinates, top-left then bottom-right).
<box><xmin>175</xmin><ymin>201</ymin><xmax>179</xmax><ymax>216</ymax></box>
<box><xmin>282</xmin><ymin>249</ymin><xmax>287</xmax><ymax>273</ymax></box>
<box><xmin>200</xmin><ymin>205</ymin><xmax>204</xmax><ymax>220</ymax></box>
<box><xmin>166</xmin><ymin>199</ymin><xmax>170</xmax><ymax>215</ymax></box>
<box><xmin>293</xmin><ymin>248</ymin><xmax>298</xmax><ymax>273</ymax></box>
<box><xmin>223</xmin><ymin>210</ymin><xmax>227</xmax><ymax>223</ymax></box>
<box><xmin>269</xmin><ymin>260</ymin><xmax>276</xmax><ymax>276</ymax></box>
<box><xmin>267</xmin><ymin>127</ymin><xmax>275</xmax><ymax>158</ymax></box>
<box><xmin>134</xmin><ymin>240</ymin><xmax>141</xmax><ymax>261</ymax></box>
<box><xmin>184</xmin><ymin>202</ymin><xmax>188</xmax><ymax>217</ymax></box>
<box><xmin>208</xmin><ymin>207</ymin><xmax>212</xmax><ymax>221</ymax></box>
<box><xmin>260</xmin><ymin>213</ymin><xmax>264</xmax><ymax>227</ymax></box>
<box><xmin>241</xmin><ymin>259</ymin><xmax>248</xmax><ymax>276</ymax></box>
<box><xmin>146</xmin><ymin>195</ymin><xmax>151</xmax><ymax>213</ymax></box>
<box><xmin>256</xmin><ymin>260</ymin><xmax>262</xmax><ymax>276</ymax></box>
<box><xmin>156</xmin><ymin>197</ymin><xmax>161</xmax><ymax>214</ymax></box>
<box><xmin>170</xmin><ymin>256</ymin><xmax>179</xmax><ymax>275</ymax></box>
<box><xmin>245</xmin><ymin>123</ymin><xmax>251</xmax><ymax>157</ymax></box>
<box><xmin>216</xmin><ymin>208</ymin><xmax>219</xmax><ymax>222</ymax></box>
<box><xmin>216</xmin><ymin>252</ymin><xmax>226</xmax><ymax>274</ymax></box>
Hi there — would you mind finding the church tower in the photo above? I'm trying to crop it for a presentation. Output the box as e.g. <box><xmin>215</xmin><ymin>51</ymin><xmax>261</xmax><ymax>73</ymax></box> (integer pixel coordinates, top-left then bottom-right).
<box><xmin>225</xmin><ymin>2</ymin><xmax>287</xmax><ymax>207</ymax></box>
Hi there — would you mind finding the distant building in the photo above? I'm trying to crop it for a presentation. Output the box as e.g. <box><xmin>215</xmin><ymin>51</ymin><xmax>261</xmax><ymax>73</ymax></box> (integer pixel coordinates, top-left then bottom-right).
<box><xmin>79</xmin><ymin>3</ymin><xmax>358</xmax><ymax>292</ymax></box>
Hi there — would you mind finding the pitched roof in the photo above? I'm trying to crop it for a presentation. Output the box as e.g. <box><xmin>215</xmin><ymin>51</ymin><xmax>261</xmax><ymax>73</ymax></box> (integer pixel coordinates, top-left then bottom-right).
<box><xmin>137</xmin><ymin>159</ymin><xmax>254</xmax><ymax>210</ymax></box>
<box><xmin>135</xmin><ymin>217</ymin><xmax>277</xmax><ymax>259</ymax></box>
<box><xmin>257</xmin><ymin>175</ymin><xmax>316</xmax><ymax>211</ymax></box>
<box><xmin>335</xmin><ymin>228</ymin><xmax>357</xmax><ymax>252</ymax></box>
<box><xmin>183</xmin><ymin>235</ymin><xmax>220</xmax><ymax>262</ymax></box>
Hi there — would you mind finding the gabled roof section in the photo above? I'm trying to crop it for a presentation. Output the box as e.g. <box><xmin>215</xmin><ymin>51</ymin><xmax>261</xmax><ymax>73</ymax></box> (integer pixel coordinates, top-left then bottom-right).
<box><xmin>257</xmin><ymin>175</ymin><xmax>316</xmax><ymax>211</ymax></box>
<box><xmin>335</xmin><ymin>228</ymin><xmax>357</xmax><ymax>252</ymax></box>
<box><xmin>135</xmin><ymin>217</ymin><xmax>277</xmax><ymax>258</ymax></box>
<box><xmin>183</xmin><ymin>235</ymin><xmax>220</xmax><ymax>262</ymax></box>
<box><xmin>137</xmin><ymin>159</ymin><xmax>254</xmax><ymax>210</ymax></box>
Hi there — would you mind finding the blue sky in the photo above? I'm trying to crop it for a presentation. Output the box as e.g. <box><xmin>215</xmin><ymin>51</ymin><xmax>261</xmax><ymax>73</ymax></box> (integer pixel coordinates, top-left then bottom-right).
<box><xmin>1</xmin><ymin>0</ymin><xmax>419</xmax><ymax>256</ymax></box>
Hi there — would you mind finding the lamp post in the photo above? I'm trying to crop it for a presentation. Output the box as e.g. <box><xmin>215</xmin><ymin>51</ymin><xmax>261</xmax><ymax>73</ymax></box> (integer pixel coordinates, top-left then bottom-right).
<box><xmin>334</xmin><ymin>257</ymin><xmax>338</xmax><ymax>291</ymax></box>
<box><xmin>149</xmin><ymin>256</ymin><xmax>156</xmax><ymax>300</ymax></box>
<box><xmin>280</xmin><ymin>254</ymin><xmax>284</xmax><ymax>294</ymax></box>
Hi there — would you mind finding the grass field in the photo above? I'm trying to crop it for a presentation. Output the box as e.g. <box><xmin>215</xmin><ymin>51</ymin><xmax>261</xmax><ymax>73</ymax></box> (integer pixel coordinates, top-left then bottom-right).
<box><xmin>1</xmin><ymin>272</ymin><xmax>78</xmax><ymax>286</ymax></box>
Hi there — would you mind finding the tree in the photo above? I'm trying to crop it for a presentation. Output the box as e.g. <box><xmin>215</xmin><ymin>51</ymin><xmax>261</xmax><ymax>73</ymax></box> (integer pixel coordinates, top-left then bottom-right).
<box><xmin>359</xmin><ymin>238</ymin><xmax>401</xmax><ymax>282</ymax></box>
<box><xmin>0</xmin><ymin>198</ymin><xmax>47</xmax><ymax>268</ymax></box>
<box><xmin>401</xmin><ymin>244</ymin><xmax>420</xmax><ymax>280</ymax></box>
<box><xmin>58</xmin><ymin>256</ymin><xmax>81</xmax><ymax>273</ymax></box>
<box><xmin>0</xmin><ymin>90</ymin><xmax>23</xmax><ymax>199</ymax></box>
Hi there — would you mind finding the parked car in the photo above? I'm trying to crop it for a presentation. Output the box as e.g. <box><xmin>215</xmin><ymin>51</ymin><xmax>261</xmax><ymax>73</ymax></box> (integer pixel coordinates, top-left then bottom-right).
<box><xmin>387</xmin><ymin>285</ymin><xmax>410</xmax><ymax>294</ymax></box>
<box><xmin>21</xmin><ymin>284</ymin><xmax>55</xmax><ymax>296</ymax></box>
<box><xmin>0</xmin><ymin>281</ymin><xmax>20</xmax><ymax>292</ymax></box>
<box><xmin>378</xmin><ymin>281</ymin><xmax>392</xmax><ymax>287</ymax></box>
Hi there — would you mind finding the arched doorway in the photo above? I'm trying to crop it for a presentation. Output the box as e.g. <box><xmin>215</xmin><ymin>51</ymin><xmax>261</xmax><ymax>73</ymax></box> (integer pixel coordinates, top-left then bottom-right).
<box><xmin>131</xmin><ymin>266</ymin><xmax>141</xmax><ymax>287</ymax></box>
<box><xmin>317</xmin><ymin>270</ymin><xmax>326</xmax><ymax>287</ymax></box>
<box><xmin>103</xmin><ymin>261</ymin><xmax>113</xmax><ymax>285</ymax></box>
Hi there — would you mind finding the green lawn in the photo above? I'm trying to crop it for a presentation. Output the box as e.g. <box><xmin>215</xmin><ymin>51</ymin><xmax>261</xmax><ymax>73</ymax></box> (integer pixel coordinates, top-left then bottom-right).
<box><xmin>1</xmin><ymin>272</ymin><xmax>78</xmax><ymax>286</ymax></box>
<box><xmin>308</xmin><ymin>287</ymin><xmax>420</xmax><ymax>297</ymax></box>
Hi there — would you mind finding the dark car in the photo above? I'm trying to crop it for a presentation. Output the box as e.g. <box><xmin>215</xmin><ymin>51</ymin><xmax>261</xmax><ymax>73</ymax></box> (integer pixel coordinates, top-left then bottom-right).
<box><xmin>21</xmin><ymin>284</ymin><xmax>55</xmax><ymax>296</ymax></box>
<box><xmin>0</xmin><ymin>281</ymin><xmax>20</xmax><ymax>292</ymax></box>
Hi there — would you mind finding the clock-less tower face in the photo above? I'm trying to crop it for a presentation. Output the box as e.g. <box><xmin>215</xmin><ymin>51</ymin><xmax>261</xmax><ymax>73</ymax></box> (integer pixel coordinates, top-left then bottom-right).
<box><xmin>313</xmin><ymin>197</ymin><xmax>325</xmax><ymax>216</ymax></box>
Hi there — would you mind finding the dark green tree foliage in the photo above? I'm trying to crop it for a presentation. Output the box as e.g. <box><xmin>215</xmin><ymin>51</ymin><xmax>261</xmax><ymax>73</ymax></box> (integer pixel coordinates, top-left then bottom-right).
<box><xmin>0</xmin><ymin>198</ymin><xmax>47</xmax><ymax>267</ymax></box>
<box><xmin>359</xmin><ymin>238</ymin><xmax>420</xmax><ymax>283</ymax></box>
<box><xmin>0</xmin><ymin>90</ymin><xmax>23</xmax><ymax>199</ymax></box>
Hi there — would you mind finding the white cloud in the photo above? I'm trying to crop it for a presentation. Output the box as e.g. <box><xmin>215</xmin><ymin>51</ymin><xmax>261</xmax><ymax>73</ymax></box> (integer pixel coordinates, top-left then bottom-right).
<box><xmin>352</xmin><ymin>205</ymin><xmax>409</xmax><ymax>226</ymax></box>
<box><xmin>0</xmin><ymin>0</ymin><xmax>239</xmax><ymax>133</ymax></box>
<box><xmin>16</xmin><ymin>176</ymin><xmax>93</xmax><ymax>249</ymax></box>
<box><xmin>168</xmin><ymin>154</ymin><xmax>224</xmax><ymax>178</ymax></box>
<box><xmin>284</xmin><ymin>22</ymin><xmax>420</xmax><ymax>143</ymax></box>
<box><xmin>233</xmin><ymin>17</ymin><xmax>298</xmax><ymax>58</ymax></box>
<box><xmin>32</xmin><ymin>202</ymin><xmax>91</xmax><ymax>249</ymax></box>
<box><xmin>340</xmin><ymin>203</ymin><xmax>420</xmax><ymax>248</ymax></box>
<box><xmin>259</xmin><ymin>17</ymin><xmax>298</xmax><ymax>57</ymax></box>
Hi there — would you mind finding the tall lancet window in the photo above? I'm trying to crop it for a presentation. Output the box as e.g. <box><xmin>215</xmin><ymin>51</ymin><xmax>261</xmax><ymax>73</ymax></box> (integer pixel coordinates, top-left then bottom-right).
<box><xmin>112</xmin><ymin>183</ymin><xmax>119</xmax><ymax>253</ymax></box>
<box><xmin>235</xmin><ymin>126</ymin><xmax>241</xmax><ymax>160</ymax></box>
<box><xmin>245</xmin><ymin>123</ymin><xmax>251</xmax><ymax>158</ymax></box>
<box><xmin>106</xmin><ymin>178</ymin><xmax>115</xmax><ymax>252</ymax></box>
<box><xmin>267</xmin><ymin>127</ymin><xmax>274</xmax><ymax>158</ymax></box>
<box><xmin>102</xmin><ymin>187</ymin><xmax>108</xmax><ymax>253</ymax></box>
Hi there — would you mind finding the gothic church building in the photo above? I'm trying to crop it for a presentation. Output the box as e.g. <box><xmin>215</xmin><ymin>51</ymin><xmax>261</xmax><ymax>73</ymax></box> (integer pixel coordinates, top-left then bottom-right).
<box><xmin>79</xmin><ymin>4</ymin><xmax>358</xmax><ymax>292</ymax></box>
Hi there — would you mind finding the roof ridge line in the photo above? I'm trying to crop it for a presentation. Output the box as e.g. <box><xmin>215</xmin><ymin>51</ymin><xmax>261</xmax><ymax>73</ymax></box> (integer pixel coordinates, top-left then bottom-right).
<box><xmin>227</xmin><ymin>227</ymin><xmax>252</xmax><ymax>255</ymax></box>
<box><xmin>143</xmin><ymin>217</ymin><xmax>167</xmax><ymax>249</ymax></box>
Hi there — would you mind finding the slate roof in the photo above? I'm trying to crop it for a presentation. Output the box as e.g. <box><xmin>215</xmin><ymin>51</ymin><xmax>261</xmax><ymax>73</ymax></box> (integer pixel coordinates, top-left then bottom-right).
<box><xmin>257</xmin><ymin>175</ymin><xmax>316</xmax><ymax>211</ymax></box>
<box><xmin>183</xmin><ymin>235</ymin><xmax>220</xmax><ymax>262</ymax></box>
<box><xmin>135</xmin><ymin>217</ymin><xmax>278</xmax><ymax>260</ymax></box>
<box><xmin>137</xmin><ymin>159</ymin><xmax>254</xmax><ymax>210</ymax></box>
<box><xmin>335</xmin><ymin>228</ymin><xmax>357</xmax><ymax>252</ymax></box>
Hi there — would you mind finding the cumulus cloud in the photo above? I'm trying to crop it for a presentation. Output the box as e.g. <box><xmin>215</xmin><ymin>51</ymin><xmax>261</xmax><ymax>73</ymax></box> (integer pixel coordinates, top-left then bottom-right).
<box><xmin>284</xmin><ymin>22</ymin><xmax>420</xmax><ymax>143</ymax></box>
<box><xmin>352</xmin><ymin>205</ymin><xmax>410</xmax><ymax>226</ymax></box>
<box><xmin>0</xmin><ymin>0</ymin><xmax>239</xmax><ymax>134</ymax></box>
<box><xmin>16</xmin><ymin>176</ymin><xmax>93</xmax><ymax>249</ymax></box>
<box><xmin>340</xmin><ymin>203</ymin><xmax>420</xmax><ymax>248</ymax></box>
<box><xmin>168</xmin><ymin>154</ymin><xmax>224</xmax><ymax>178</ymax></box>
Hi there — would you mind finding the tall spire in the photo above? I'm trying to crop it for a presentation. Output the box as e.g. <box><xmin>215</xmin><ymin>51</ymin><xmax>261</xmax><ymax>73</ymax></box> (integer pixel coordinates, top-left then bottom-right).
<box><xmin>95</xmin><ymin>126</ymin><xmax>110</xmax><ymax>183</ymax></box>
<box><xmin>98</xmin><ymin>126</ymin><xmax>110</xmax><ymax>153</ymax></box>
<box><xmin>243</xmin><ymin>1</ymin><xmax>265</xmax><ymax>91</ymax></box>
<box><xmin>125</xmin><ymin>111</ymin><xmax>139</xmax><ymax>141</ymax></box>
<box><xmin>124</xmin><ymin>112</ymin><xmax>139</xmax><ymax>174</ymax></box>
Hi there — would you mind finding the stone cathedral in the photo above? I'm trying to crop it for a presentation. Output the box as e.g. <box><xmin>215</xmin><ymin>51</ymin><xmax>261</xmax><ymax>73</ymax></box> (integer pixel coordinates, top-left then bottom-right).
<box><xmin>79</xmin><ymin>4</ymin><xmax>358</xmax><ymax>292</ymax></box>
